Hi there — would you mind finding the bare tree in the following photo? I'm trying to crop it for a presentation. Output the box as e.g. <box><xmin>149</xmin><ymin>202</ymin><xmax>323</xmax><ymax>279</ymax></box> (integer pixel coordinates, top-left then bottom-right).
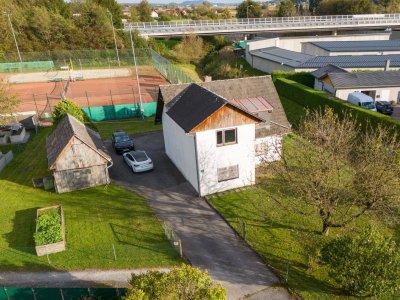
<box><xmin>0</xmin><ymin>85</ymin><xmax>20</xmax><ymax>125</ymax></box>
<box><xmin>267</xmin><ymin>108</ymin><xmax>400</xmax><ymax>235</ymax></box>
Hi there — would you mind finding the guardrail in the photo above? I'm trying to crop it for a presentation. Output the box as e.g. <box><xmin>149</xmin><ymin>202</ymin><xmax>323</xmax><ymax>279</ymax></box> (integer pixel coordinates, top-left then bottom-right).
<box><xmin>124</xmin><ymin>14</ymin><xmax>400</xmax><ymax>36</ymax></box>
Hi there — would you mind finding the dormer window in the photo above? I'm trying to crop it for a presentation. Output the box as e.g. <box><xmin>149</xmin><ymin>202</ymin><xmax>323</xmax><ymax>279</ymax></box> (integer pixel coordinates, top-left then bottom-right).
<box><xmin>216</xmin><ymin>128</ymin><xmax>237</xmax><ymax>146</ymax></box>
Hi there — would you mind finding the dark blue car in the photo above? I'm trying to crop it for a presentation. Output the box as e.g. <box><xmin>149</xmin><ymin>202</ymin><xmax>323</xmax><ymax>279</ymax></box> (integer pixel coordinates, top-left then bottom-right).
<box><xmin>111</xmin><ymin>130</ymin><xmax>135</xmax><ymax>154</ymax></box>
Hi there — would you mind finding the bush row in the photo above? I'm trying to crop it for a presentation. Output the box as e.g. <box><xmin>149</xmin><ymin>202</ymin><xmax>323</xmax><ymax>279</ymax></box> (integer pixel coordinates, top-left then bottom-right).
<box><xmin>272</xmin><ymin>71</ymin><xmax>315</xmax><ymax>88</ymax></box>
<box><xmin>275</xmin><ymin>78</ymin><xmax>400</xmax><ymax>133</ymax></box>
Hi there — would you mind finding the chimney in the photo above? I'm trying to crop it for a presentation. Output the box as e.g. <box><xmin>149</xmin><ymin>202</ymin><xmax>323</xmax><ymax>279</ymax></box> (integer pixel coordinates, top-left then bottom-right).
<box><xmin>203</xmin><ymin>76</ymin><xmax>212</xmax><ymax>82</ymax></box>
<box><xmin>385</xmin><ymin>59</ymin><xmax>391</xmax><ymax>71</ymax></box>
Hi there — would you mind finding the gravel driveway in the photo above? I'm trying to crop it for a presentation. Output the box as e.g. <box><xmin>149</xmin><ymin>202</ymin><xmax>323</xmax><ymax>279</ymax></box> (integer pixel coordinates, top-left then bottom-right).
<box><xmin>106</xmin><ymin>131</ymin><xmax>290</xmax><ymax>300</ymax></box>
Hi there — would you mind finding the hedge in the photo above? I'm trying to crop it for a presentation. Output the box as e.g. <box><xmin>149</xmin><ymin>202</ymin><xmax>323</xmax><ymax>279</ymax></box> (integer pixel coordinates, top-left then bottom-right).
<box><xmin>271</xmin><ymin>71</ymin><xmax>314</xmax><ymax>88</ymax></box>
<box><xmin>275</xmin><ymin>78</ymin><xmax>400</xmax><ymax>133</ymax></box>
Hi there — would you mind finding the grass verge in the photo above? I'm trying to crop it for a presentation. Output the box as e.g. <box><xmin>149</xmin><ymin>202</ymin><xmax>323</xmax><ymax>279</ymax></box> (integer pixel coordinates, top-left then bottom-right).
<box><xmin>175</xmin><ymin>64</ymin><xmax>202</xmax><ymax>82</ymax></box>
<box><xmin>0</xmin><ymin>128</ymin><xmax>182</xmax><ymax>271</ymax></box>
<box><xmin>94</xmin><ymin>117</ymin><xmax>162</xmax><ymax>140</ymax></box>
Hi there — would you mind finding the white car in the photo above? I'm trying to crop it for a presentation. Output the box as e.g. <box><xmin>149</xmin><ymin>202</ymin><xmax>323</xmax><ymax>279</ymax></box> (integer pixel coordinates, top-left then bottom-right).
<box><xmin>123</xmin><ymin>150</ymin><xmax>154</xmax><ymax>173</ymax></box>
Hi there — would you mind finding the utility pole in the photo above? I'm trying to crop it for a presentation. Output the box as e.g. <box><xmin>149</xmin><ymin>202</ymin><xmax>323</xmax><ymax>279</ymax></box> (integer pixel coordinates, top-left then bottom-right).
<box><xmin>129</xmin><ymin>27</ymin><xmax>144</xmax><ymax>119</ymax></box>
<box><xmin>4</xmin><ymin>12</ymin><xmax>22</xmax><ymax>63</ymax></box>
<box><xmin>107</xmin><ymin>10</ymin><xmax>120</xmax><ymax>67</ymax></box>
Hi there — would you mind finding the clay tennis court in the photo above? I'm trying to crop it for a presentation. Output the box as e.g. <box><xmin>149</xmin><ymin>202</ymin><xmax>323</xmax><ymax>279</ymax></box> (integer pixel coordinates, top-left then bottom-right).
<box><xmin>5</xmin><ymin>66</ymin><xmax>168</xmax><ymax>116</ymax></box>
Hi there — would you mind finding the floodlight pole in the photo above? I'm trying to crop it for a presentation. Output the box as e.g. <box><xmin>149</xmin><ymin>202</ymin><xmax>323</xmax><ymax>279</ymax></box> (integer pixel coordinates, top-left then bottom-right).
<box><xmin>246</xmin><ymin>4</ymin><xmax>253</xmax><ymax>19</ymax></box>
<box><xmin>129</xmin><ymin>27</ymin><xmax>144</xmax><ymax>119</ymax></box>
<box><xmin>107</xmin><ymin>10</ymin><xmax>120</xmax><ymax>67</ymax></box>
<box><xmin>4</xmin><ymin>12</ymin><xmax>22</xmax><ymax>63</ymax></box>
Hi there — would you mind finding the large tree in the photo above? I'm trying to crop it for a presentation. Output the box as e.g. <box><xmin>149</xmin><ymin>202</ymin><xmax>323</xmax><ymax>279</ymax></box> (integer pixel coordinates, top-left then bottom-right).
<box><xmin>236</xmin><ymin>0</ymin><xmax>263</xmax><ymax>18</ymax></box>
<box><xmin>94</xmin><ymin>0</ymin><xmax>123</xmax><ymax>28</ymax></box>
<box><xmin>123</xmin><ymin>265</ymin><xmax>226</xmax><ymax>300</ymax></box>
<box><xmin>316</xmin><ymin>0</ymin><xmax>374</xmax><ymax>15</ymax></box>
<box><xmin>0</xmin><ymin>85</ymin><xmax>20</xmax><ymax>125</ymax></box>
<box><xmin>267</xmin><ymin>108</ymin><xmax>400</xmax><ymax>235</ymax></box>
<box><xmin>277</xmin><ymin>1</ymin><xmax>297</xmax><ymax>17</ymax></box>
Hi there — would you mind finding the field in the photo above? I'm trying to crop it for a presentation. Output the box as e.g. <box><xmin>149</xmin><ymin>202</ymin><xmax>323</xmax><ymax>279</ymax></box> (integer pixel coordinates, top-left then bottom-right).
<box><xmin>4</xmin><ymin>66</ymin><xmax>168</xmax><ymax>118</ymax></box>
<box><xmin>0</xmin><ymin>127</ymin><xmax>182</xmax><ymax>271</ymax></box>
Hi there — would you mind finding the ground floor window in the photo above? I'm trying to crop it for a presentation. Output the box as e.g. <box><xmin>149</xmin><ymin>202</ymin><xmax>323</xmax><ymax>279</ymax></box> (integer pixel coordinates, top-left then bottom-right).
<box><xmin>217</xmin><ymin>165</ymin><xmax>239</xmax><ymax>182</ymax></box>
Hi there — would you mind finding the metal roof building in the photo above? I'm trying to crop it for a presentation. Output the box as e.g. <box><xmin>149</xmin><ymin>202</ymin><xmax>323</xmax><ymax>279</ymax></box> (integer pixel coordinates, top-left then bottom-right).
<box><xmin>247</xmin><ymin>46</ymin><xmax>400</xmax><ymax>73</ymax></box>
<box><xmin>304</xmin><ymin>40</ymin><xmax>400</xmax><ymax>56</ymax></box>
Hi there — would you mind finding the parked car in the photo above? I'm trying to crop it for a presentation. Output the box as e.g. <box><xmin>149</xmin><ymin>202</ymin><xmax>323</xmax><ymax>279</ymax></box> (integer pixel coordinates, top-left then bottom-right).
<box><xmin>375</xmin><ymin>101</ymin><xmax>394</xmax><ymax>115</ymax></box>
<box><xmin>111</xmin><ymin>130</ymin><xmax>135</xmax><ymax>154</ymax></box>
<box><xmin>347</xmin><ymin>92</ymin><xmax>377</xmax><ymax>112</ymax></box>
<box><xmin>123</xmin><ymin>150</ymin><xmax>154</xmax><ymax>173</ymax></box>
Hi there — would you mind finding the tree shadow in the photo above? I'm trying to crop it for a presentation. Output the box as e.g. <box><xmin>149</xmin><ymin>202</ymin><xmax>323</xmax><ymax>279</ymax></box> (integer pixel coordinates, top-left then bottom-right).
<box><xmin>3</xmin><ymin>207</ymin><xmax>39</xmax><ymax>255</ymax></box>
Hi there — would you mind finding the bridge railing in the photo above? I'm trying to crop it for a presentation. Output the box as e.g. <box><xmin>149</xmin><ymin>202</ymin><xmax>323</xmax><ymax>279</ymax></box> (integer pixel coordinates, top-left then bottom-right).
<box><xmin>125</xmin><ymin>14</ymin><xmax>400</xmax><ymax>30</ymax></box>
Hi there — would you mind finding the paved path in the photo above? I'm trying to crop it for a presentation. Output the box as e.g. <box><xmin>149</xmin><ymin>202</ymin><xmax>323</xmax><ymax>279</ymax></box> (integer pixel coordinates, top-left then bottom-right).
<box><xmin>107</xmin><ymin>132</ymin><xmax>291</xmax><ymax>300</ymax></box>
<box><xmin>0</xmin><ymin>269</ymin><xmax>169</xmax><ymax>288</ymax></box>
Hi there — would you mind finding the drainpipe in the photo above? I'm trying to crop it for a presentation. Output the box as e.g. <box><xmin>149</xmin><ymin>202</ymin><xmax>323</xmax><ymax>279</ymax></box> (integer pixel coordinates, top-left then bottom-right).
<box><xmin>385</xmin><ymin>59</ymin><xmax>391</xmax><ymax>71</ymax></box>
<box><xmin>105</xmin><ymin>160</ymin><xmax>114</xmax><ymax>185</ymax></box>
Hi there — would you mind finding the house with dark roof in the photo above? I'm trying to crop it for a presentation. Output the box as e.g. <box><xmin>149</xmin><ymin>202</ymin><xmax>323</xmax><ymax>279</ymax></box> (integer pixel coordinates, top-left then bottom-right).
<box><xmin>46</xmin><ymin>114</ymin><xmax>112</xmax><ymax>193</ymax></box>
<box><xmin>157</xmin><ymin>77</ymin><xmax>291</xmax><ymax>196</ymax></box>
<box><xmin>311</xmin><ymin>67</ymin><xmax>400</xmax><ymax>103</ymax></box>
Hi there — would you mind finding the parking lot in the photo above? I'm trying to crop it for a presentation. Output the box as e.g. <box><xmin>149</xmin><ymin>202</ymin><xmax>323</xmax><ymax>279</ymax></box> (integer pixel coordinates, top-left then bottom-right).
<box><xmin>104</xmin><ymin>131</ymin><xmax>289</xmax><ymax>300</ymax></box>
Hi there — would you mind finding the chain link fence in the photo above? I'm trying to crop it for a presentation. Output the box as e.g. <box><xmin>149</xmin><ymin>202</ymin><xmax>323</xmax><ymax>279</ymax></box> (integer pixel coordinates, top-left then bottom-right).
<box><xmin>151</xmin><ymin>49</ymin><xmax>193</xmax><ymax>84</ymax></box>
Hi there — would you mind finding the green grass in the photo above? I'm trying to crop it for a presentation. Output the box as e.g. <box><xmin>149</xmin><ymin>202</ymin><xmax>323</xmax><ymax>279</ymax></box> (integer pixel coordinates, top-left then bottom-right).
<box><xmin>175</xmin><ymin>63</ymin><xmax>202</xmax><ymax>82</ymax></box>
<box><xmin>228</xmin><ymin>58</ymin><xmax>266</xmax><ymax>77</ymax></box>
<box><xmin>0</xmin><ymin>128</ymin><xmax>182</xmax><ymax>271</ymax></box>
<box><xmin>155</xmin><ymin>39</ymin><xmax>180</xmax><ymax>51</ymax></box>
<box><xmin>208</xmin><ymin>141</ymin><xmax>397</xmax><ymax>299</ymax></box>
<box><xmin>94</xmin><ymin>117</ymin><xmax>162</xmax><ymax>140</ymax></box>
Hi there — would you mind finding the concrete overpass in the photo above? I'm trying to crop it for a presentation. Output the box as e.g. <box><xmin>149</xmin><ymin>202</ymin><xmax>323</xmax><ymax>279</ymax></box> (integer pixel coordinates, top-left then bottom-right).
<box><xmin>125</xmin><ymin>14</ymin><xmax>400</xmax><ymax>37</ymax></box>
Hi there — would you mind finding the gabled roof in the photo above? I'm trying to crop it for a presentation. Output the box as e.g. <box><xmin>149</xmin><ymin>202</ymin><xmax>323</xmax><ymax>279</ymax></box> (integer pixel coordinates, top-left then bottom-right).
<box><xmin>250</xmin><ymin>47</ymin><xmax>313</xmax><ymax>67</ymax></box>
<box><xmin>158</xmin><ymin>76</ymin><xmax>291</xmax><ymax>136</ymax></box>
<box><xmin>311</xmin><ymin>64</ymin><xmax>348</xmax><ymax>79</ymax></box>
<box><xmin>328</xmin><ymin>71</ymin><xmax>400</xmax><ymax>89</ymax></box>
<box><xmin>166</xmin><ymin>83</ymin><xmax>263</xmax><ymax>133</ymax></box>
<box><xmin>309</xmin><ymin>40</ymin><xmax>400</xmax><ymax>52</ymax></box>
<box><xmin>46</xmin><ymin>114</ymin><xmax>111</xmax><ymax>169</ymax></box>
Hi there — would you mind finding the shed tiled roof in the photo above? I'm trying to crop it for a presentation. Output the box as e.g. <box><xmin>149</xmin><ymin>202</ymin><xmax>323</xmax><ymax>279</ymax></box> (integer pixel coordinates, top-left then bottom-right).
<box><xmin>309</xmin><ymin>40</ymin><xmax>400</xmax><ymax>52</ymax></box>
<box><xmin>311</xmin><ymin>64</ymin><xmax>348</xmax><ymax>79</ymax></box>
<box><xmin>250</xmin><ymin>47</ymin><xmax>313</xmax><ymax>67</ymax></box>
<box><xmin>328</xmin><ymin>71</ymin><xmax>400</xmax><ymax>89</ymax></box>
<box><xmin>158</xmin><ymin>76</ymin><xmax>291</xmax><ymax>136</ymax></box>
<box><xmin>46</xmin><ymin>114</ymin><xmax>111</xmax><ymax>169</ymax></box>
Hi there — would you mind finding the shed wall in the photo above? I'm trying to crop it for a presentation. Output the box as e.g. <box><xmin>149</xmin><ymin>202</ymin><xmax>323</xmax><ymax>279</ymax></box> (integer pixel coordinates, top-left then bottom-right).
<box><xmin>54</xmin><ymin>164</ymin><xmax>109</xmax><ymax>193</ymax></box>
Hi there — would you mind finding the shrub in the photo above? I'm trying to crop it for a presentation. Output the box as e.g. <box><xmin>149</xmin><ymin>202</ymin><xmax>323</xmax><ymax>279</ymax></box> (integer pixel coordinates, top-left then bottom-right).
<box><xmin>321</xmin><ymin>226</ymin><xmax>400</xmax><ymax>297</ymax></box>
<box><xmin>124</xmin><ymin>265</ymin><xmax>226</xmax><ymax>300</ymax></box>
<box><xmin>52</xmin><ymin>98</ymin><xmax>86</xmax><ymax>124</ymax></box>
<box><xmin>275</xmin><ymin>78</ymin><xmax>400</xmax><ymax>134</ymax></box>
<box><xmin>271</xmin><ymin>71</ymin><xmax>314</xmax><ymax>87</ymax></box>
<box><xmin>34</xmin><ymin>208</ymin><xmax>63</xmax><ymax>246</ymax></box>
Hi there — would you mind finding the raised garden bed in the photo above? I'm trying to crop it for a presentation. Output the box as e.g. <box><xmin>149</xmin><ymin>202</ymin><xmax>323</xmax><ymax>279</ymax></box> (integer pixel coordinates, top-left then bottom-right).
<box><xmin>34</xmin><ymin>205</ymin><xmax>66</xmax><ymax>256</ymax></box>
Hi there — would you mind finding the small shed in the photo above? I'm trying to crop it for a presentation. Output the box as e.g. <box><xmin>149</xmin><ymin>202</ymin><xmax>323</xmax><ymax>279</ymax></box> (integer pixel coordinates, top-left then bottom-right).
<box><xmin>46</xmin><ymin>114</ymin><xmax>112</xmax><ymax>194</ymax></box>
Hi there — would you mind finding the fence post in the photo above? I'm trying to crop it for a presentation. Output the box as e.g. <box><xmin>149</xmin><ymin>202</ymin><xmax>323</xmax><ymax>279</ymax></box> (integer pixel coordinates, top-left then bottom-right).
<box><xmin>3</xmin><ymin>287</ymin><xmax>9</xmax><ymax>300</ymax></box>
<box><xmin>85</xmin><ymin>91</ymin><xmax>92</xmax><ymax>120</ymax></box>
<box><xmin>110</xmin><ymin>90</ymin><xmax>117</xmax><ymax>120</ymax></box>
<box><xmin>32</xmin><ymin>94</ymin><xmax>40</xmax><ymax>118</ymax></box>
<box><xmin>112</xmin><ymin>244</ymin><xmax>117</xmax><ymax>260</ymax></box>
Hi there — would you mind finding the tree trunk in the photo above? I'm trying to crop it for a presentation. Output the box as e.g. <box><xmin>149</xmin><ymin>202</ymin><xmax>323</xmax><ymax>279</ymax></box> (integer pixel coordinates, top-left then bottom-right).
<box><xmin>322</xmin><ymin>222</ymin><xmax>330</xmax><ymax>236</ymax></box>
<box><xmin>320</xmin><ymin>209</ymin><xmax>331</xmax><ymax>236</ymax></box>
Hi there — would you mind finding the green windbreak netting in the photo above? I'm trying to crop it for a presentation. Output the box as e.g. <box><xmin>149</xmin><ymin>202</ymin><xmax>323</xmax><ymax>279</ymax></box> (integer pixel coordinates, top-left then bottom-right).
<box><xmin>0</xmin><ymin>61</ymin><xmax>54</xmax><ymax>72</ymax></box>
<box><xmin>0</xmin><ymin>288</ymin><xmax>126</xmax><ymax>300</ymax></box>
<box><xmin>83</xmin><ymin>102</ymin><xmax>157</xmax><ymax>121</ymax></box>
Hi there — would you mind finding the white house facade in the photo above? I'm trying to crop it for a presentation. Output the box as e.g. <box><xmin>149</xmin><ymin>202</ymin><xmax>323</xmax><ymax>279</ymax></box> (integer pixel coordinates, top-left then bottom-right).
<box><xmin>157</xmin><ymin>77</ymin><xmax>291</xmax><ymax>197</ymax></box>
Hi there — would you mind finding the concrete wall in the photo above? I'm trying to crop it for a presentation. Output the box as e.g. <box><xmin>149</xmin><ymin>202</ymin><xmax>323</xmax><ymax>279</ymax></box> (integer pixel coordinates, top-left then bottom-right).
<box><xmin>196</xmin><ymin>124</ymin><xmax>256</xmax><ymax>196</ymax></box>
<box><xmin>335</xmin><ymin>87</ymin><xmax>400</xmax><ymax>102</ymax></box>
<box><xmin>0</xmin><ymin>151</ymin><xmax>13</xmax><ymax>173</ymax></box>
<box><xmin>54</xmin><ymin>165</ymin><xmax>109</xmax><ymax>194</ymax></box>
<box><xmin>249</xmin><ymin>55</ymin><xmax>295</xmax><ymax>74</ymax></box>
<box><xmin>163</xmin><ymin>111</ymin><xmax>199</xmax><ymax>193</ymax></box>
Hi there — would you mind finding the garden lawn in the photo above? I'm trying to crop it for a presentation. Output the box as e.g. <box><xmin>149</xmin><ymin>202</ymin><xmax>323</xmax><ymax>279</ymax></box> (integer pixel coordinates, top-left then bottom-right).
<box><xmin>94</xmin><ymin>117</ymin><xmax>162</xmax><ymax>140</ymax></box>
<box><xmin>0</xmin><ymin>128</ymin><xmax>182</xmax><ymax>271</ymax></box>
<box><xmin>208</xmin><ymin>143</ymin><xmax>397</xmax><ymax>299</ymax></box>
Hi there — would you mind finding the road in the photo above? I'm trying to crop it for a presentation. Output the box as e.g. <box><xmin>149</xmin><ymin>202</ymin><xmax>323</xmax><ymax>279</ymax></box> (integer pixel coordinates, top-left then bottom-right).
<box><xmin>107</xmin><ymin>131</ymin><xmax>291</xmax><ymax>300</ymax></box>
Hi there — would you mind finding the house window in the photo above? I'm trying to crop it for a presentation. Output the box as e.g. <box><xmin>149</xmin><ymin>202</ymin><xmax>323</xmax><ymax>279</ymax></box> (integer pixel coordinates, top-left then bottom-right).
<box><xmin>216</xmin><ymin>129</ymin><xmax>237</xmax><ymax>146</ymax></box>
<box><xmin>217</xmin><ymin>165</ymin><xmax>239</xmax><ymax>182</ymax></box>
